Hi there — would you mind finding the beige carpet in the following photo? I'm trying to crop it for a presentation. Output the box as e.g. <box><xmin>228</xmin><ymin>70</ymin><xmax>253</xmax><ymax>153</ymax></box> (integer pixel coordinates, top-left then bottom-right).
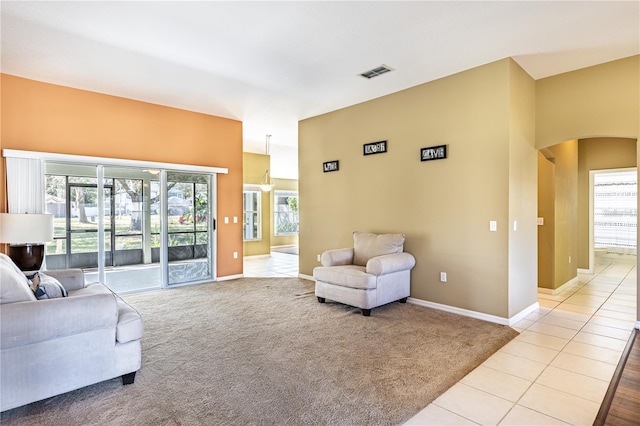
<box><xmin>2</xmin><ymin>278</ymin><xmax>518</xmax><ymax>425</ymax></box>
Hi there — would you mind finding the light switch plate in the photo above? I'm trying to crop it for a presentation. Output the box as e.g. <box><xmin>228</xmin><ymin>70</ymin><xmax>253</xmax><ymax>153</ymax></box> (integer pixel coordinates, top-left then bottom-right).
<box><xmin>224</xmin><ymin>217</ymin><xmax>229</xmax><ymax>224</ymax></box>
<box><xmin>537</xmin><ymin>217</ymin><xmax>544</xmax><ymax>226</ymax></box>
<box><xmin>489</xmin><ymin>221</ymin><xmax>497</xmax><ymax>232</ymax></box>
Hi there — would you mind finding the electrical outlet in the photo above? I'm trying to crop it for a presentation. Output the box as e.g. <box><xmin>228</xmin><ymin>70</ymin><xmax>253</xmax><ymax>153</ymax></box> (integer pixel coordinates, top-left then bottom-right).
<box><xmin>440</xmin><ymin>272</ymin><xmax>447</xmax><ymax>283</ymax></box>
<box><xmin>317</xmin><ymin>254</ymin><xmax>321</xmax><ymax>262</ymax></box>
<box><xmin>233</xmin><ymin>251</ymin><xmax>238</xmax><ymax>259</ymax></box>
<box><xmin>569</xmin><ymin>256</ymin><xmax>572</xmax><ymax>264</ymax></box>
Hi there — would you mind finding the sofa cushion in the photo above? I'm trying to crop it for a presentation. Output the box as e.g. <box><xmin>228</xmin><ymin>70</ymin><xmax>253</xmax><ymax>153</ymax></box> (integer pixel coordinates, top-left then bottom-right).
<box><xmin>115</xmin><ymin>297</ymin><xmax>144</xmax><ymax>343</ymax></box>
<box><xmin>0</xmin><ymin>258</ymin><xmax>37</xmax><ymax>304</ymax></box>
<box><xmin>30</xmin><ymin>273</ymin><xmax>68</xmax><ymax>300</ymax></box>
<box><xmin>313</xmin><ymin>265</ymin><xmax>376</xmax><ymax>290</ymax></box>
<box><xmin>352</xmin><ymin>232</ymin><xmax>405</xmax><ymax>266</ymax></box>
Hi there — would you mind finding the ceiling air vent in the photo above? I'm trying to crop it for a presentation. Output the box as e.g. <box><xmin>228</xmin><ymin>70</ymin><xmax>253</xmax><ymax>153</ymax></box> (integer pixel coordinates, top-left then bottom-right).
<box><xmin>359</xmin><ymin>65</ymin><xmax>394</xmax><ymax>79</ymax></box>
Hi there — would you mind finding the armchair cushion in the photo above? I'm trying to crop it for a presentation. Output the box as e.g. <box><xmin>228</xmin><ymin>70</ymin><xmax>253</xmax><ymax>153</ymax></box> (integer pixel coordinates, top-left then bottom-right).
<box><xmin>366</xmin><ymin>252</ymin><xmax>417</xmax><ymax>276</ymax></box>
<box><xmin>320</xmin><ymin>248</ymin><xmax>354</xmax><ymax>267</ymax></box>
<box><xmin>313</xmin><ymin>265</ymin><xmax>376</xmax><ymax>290</ymax></box>
<box><xmin>353</xmin><ymin>232</ymin><xmax>405</xmax><ymax>266</ymax></box>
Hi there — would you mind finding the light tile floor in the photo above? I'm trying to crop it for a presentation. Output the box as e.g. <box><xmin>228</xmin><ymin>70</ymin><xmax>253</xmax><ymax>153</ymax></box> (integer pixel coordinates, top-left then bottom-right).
<box><xmin>406</xmin><ymin>253</ymin><xmax>637</xmax><ymax>425</ymax></box>
<box><xmin>243</xmin><ymin>251</ymin><xmax>299</xmax><ymax>278</ymax></box>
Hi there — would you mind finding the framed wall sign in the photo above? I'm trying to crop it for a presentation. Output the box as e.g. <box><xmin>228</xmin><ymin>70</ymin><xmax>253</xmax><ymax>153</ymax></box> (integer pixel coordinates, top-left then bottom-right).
<box><xmin>421</xmin><ymin>145</ymin><xmax>447</xmax><ymax>161</ymax></box>
<box><xmin>323</xmin><ymin>160</ymin><xmax>339</xmax><ymax>172</ymax></box>
<box><xmin>363</xmin><ymin>140</ymin><xmax>387</xmax><ymax>156</ymax></box>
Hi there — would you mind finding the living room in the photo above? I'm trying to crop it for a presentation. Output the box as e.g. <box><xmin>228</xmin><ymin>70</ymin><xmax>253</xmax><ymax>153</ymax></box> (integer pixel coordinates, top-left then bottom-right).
<box><xmin>1</xmin><ymin>2</ymin><xmax>639</xmax><ymax>424</ymax></box>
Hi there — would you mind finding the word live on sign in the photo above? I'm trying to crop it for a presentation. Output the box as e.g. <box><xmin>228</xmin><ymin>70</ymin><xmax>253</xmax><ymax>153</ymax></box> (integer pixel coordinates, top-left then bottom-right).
<box><xmin>363</xmin><ymin>140</ymin><xmax>388</xmax><ymax>156</ymax></box>
<box><xmin>421</xmin><ymin>145</ymin><xmax>447</xmax><ymax>161</ymax></box>
<box><xmin>323</xmin><ymin>160</ymin><xmax>339</xmax><ymax>172</ymax></box>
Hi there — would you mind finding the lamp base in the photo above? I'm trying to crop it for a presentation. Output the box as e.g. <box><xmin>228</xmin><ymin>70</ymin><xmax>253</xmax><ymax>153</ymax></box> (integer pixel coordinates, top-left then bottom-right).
<box><xmin>8</xmin><ymin>244</ymin><xmax>45</xmax><ymax>271</ymax></box>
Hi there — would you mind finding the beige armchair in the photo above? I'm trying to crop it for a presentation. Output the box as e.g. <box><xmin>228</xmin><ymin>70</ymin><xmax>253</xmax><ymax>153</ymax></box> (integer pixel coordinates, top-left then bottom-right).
<box><xmin>313</xmin><ymin>232</ymin><xmax>416</xmax><ymax>316</ymax></box>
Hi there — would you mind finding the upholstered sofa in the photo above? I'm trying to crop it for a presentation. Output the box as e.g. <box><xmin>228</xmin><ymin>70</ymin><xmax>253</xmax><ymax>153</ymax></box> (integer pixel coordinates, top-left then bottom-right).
<box><xmin>313</xmin><ymin>232</ymin><xmax>416</xmax><ymax>316</ymax></box>
<box><xmin>0</xmin><ymin>253</ymin><xmax>143</xmax><ymax>412</ymax></box>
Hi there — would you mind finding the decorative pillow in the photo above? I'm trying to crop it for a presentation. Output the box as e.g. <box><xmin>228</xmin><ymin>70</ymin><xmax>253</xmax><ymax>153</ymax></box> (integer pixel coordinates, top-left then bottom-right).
<box><xmin>29</xmin><ymin>272</ymin><xmax>68</xmax><ymax>300</ymax></box>
<box><xmin>0</xmin><ymin>261</ymin><xmax>37</xmax><ymax>304</ymax></box>
<box><xmin>353</xmin><ymin>232</ymin><xmax>405</xmax><ymax>266</ymax></box>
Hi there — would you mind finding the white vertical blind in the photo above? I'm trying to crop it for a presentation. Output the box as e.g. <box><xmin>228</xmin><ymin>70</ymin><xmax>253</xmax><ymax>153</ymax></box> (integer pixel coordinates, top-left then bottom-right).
<box><xmin>594</xmin><ymin>170</ymin><xmax>637</xmax><ymax>253</ymax></box>
<box><xmin>6</xmin><ymin>157</ymin><xmax>45</xmax><ymax>214</ymax></box>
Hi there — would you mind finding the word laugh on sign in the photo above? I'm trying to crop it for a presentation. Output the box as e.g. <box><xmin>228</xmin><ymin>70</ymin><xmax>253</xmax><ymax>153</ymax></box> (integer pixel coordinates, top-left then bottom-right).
<box><xmin>363</xmin><ymin>140</ymin><xmax>388</xmax><ymax>156</ymax></box>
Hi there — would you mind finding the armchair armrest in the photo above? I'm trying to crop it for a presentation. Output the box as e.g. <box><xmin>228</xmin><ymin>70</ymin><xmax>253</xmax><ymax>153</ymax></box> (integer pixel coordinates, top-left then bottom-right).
<box><xmin>42</xmin><ymin>269</ymin><xmax>85</xmax><ymax>291</ymax></box>
<box><xmin>0</xmin><ymin>290</ymin><xmax>118</xmax><ymax>350</ymax></box>
<box><xmin>366</xmin><ymin>252</ymin><xmax>416</xmax><ymax>276</ymax></box>
<box><xmin>320</xmin><ymin>248</ymin><xmax>354</xmax><ymax>267</ymax></box>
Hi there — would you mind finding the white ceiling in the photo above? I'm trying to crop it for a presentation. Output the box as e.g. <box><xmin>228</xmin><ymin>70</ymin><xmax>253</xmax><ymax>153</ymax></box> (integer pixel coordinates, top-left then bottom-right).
<box><xmin>1</xmin><ymin>1</ymin><xmax>639</xmax><ymax>179</ymax></box>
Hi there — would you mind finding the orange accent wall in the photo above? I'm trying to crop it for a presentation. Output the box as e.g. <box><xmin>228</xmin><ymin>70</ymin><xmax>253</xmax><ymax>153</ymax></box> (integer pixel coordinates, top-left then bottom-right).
<box><xmin>0</xmin><ymin>74</ymin><xmax>243</xmax><ymax>277</ymax></box>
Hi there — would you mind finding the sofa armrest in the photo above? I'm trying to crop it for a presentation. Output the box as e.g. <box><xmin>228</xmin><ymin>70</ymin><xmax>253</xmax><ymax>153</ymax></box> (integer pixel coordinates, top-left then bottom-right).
<box><xmin>42</xmin><ymin>269</ymin><xmax>85</xmax><ymax>291</ymax></box>
<box><xmin>366</xmin><ymin>252</ymin><xmax>416</xmax><ymax>276</ymax></box>
<box><xmin>1</xmin><ymin>290</ymin><xmax>118</xmax><ymax>350</ymax></box>
<box><xmin>321</xmin><ymin>248</ymin><xmax>354</xmax><ymax>267</ymax></box>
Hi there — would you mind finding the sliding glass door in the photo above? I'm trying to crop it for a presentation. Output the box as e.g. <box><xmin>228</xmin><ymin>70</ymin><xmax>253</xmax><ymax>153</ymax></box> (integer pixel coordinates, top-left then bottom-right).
<box><xmin>165</xmin><ymin>172</ymin><xmax>214</xmax><ymax>286</ymax></box>
<box><xmin>45</xmin><ymin>163</ymin><xmax>218</xmax><ymax>292</ymax></box>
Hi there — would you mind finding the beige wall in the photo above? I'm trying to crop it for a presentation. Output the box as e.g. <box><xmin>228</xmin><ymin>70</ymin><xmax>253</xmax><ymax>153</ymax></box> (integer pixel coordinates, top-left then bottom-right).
<box><xmin>549</xmin><ymin>140</ymin><xmax>579</xmax><ymax>289</ymax></box>
<box><xmin>538</xmin><ymin>152</ymin><xmax>555</xmax><ymax>288</ymax></box>
<box><xmin>300</xmin><ymin>58</ymin><xmax>538</xmax><ymax>319</ymax></box>
<box><xmin>577</xmin><ymin>138</ymin><xmax>637</xmax><ymax>269</ymax></box>
<box><xmin>536</xmin><ymin>56</ymin><xmax>639</xmax><ymax>150</ymax></box>
<box><xmin>271</xmin><ymin>178</ymin><xmax>299</xmax><ymax>247</ymax></box>
<box><xmin>243</xmin><ymin>153</ymin><xmax>271</xmax><ymax>256</ymax></box>
<box><xmin>508</xmin><ymin>61</ymin><xmax>538</xmax><ymax>317</ymax></box>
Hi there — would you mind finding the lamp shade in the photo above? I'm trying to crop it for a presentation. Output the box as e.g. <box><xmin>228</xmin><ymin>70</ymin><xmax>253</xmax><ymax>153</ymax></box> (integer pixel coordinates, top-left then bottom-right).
<box><xmin>0</xmin><ymin>213</ymin><xmax>54</xmax><ymax>244</ymax></box>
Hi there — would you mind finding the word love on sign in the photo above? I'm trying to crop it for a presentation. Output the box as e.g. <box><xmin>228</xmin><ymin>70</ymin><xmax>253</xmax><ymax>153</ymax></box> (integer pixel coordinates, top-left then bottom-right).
<box><xmin>323</xmin><ymin>160</ymin><xmax>339</xmax><ymax>173</ymax></box>
<box><xmin>363</xmin><ymin>140</ymin><xmax>388</xmax><ymax>156</ymax></box>
<box><xmin>421</xmin><ymin>145</ymin><xmax>447</xmax><ymax>162</ymax></box>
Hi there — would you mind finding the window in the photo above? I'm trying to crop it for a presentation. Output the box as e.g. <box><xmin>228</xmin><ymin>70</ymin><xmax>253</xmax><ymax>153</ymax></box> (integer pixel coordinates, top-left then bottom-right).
<box><xmin>274</xmin><ymin>190</ymin><xmax>299</xmax><ymax>236</ymax></box>
<box><xmin>594</xmin><ymin>170</ymin><xmax>637</xmax><ymax>254</ymax></box>
<box><xmin>243</xmin><ymin>189</ymin><xmax>261</xmax><ymax>240</ymax></box>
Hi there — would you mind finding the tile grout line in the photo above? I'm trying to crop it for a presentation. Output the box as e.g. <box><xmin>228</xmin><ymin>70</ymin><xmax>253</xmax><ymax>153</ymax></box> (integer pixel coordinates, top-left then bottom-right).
<box><xmin>497</xmin><ymin>261</ymin><xmax>632</xmax><ymax>425</ymax></box>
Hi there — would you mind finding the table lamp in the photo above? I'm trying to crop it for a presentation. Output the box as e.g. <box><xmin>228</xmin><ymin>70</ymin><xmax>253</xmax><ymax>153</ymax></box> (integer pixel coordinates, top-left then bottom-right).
<box><xmin>0</xmin><ymin>213</ymin><xmax>54</xmax><ymax>271</ymax></box>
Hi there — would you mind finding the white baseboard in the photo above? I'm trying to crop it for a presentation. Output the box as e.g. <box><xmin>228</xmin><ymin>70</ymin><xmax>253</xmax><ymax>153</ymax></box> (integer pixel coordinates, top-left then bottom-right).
<box><xmin>538</xmin><ymin>276</ymin><xmax>579</xmax><ymax>296</ymax></box>
<box><xmin>407</xmin><ymin>298</ymin><xmax>539</xmax><ymax>327</ymax></box>
<box><xmin>508</xmin><ymin>302</ymin><xmax>540</xmax><ymax>326</ymax></box>
<box><xmin>298</xmin><ymin>273</ymin><xmax>314</xmax><ymax>281</ymax></box>
<box><xmin>577</xmin><ymin>268</ymin><xmax>592</xmax><ymax>274</ymax></box>
<box><xmin>217</xmin><ymin>274</ymin><xmax>243</xmax><ymax>281</ymax></box>
<box><xmin>407</xmin><ymin>298</ymin><xmax>501</xmax><ymax>325</ymax></box>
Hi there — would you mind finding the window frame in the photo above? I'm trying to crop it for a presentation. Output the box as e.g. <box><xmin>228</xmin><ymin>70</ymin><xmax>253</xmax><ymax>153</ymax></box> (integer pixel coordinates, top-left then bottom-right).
<box><xmin>243</xmin><ymin>187</ymin><xmax>262</xmax><ymax>241</ymax></box>
<box><xmin>273</xmin><ymin>190</ymin><xmax>299</xmax><ymax>236</ymax></box>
